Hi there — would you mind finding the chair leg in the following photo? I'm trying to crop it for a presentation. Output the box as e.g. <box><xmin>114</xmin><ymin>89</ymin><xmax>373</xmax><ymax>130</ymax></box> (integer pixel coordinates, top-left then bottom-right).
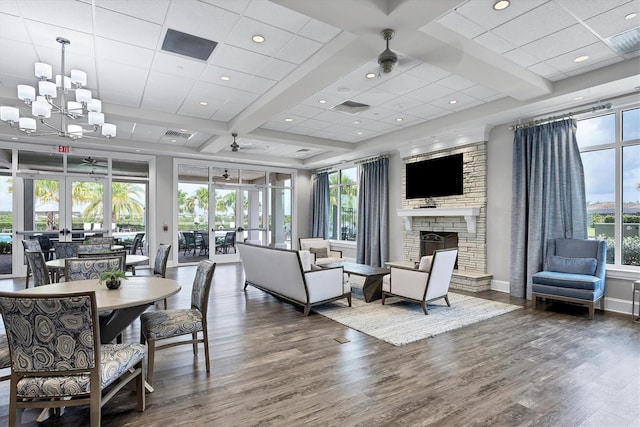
<box><xmin>147</xmin><ymin>339</ymin><xmax>156</xmax><ymax>387</ymax></box>
<box><xmin>381</xmin><ymin>293</ymin><xmax>386</xmax><ymax>305</ymax></box>
<box><xmin>90</xmin><ymin>392</ymin><xmax>100</xmax><ymax>427</ymax></box>
<box><xmin>192</xmin><ymin>332</ymin><xmax>198</xmax><ymax>356</ymax></box>
<box><xmin>588</xmin><ymin>302</ymin><xmax>595</xmax><ymax>320</ymax></box>
<box><xmin>532</xmin><ymin>295</ymin><xmax>537</xmax><ymax>309</ymax></box>
<box><xmin>25</xmin><ymin>264</ymin><xmax>31</xmax><ymax>288</ymax></box>
<box><xmin>421</xmin><ymin>301</ymin><xmax>429</xmax><ymax>315</ymax></box>
<box><xmin>444</xmin><ymin>295</ymin><xmax>451</xmax><ymax>307</ymax></box>
<box><xmin>163</xmin><ymin>298</ymin><xmax>168</xmax><ymax>310</ymax></box>
<box><xmin>9</xmin><ymin>386</ymin><xmax>18</xmax><ymax>426</ymax></box>
<box><xmin>347</xmin><ymin>294</ymin><xmax>352</xmax><ymax>307</ymax></box>
<box><xmin>203</xmin><ymin>329</ymin><xmax>211</xmax><ymax>373</ymax></box>
<box><xmin>136</xmin><ymin>361</ymin><xmax>145</xmax><ymax>411</ymax></box>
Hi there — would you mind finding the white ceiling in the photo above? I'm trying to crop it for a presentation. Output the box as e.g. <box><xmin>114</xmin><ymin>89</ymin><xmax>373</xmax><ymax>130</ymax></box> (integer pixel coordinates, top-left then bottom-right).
<box><xmin>0</xmin><ymin>0</ymin><xmax>638</xmax><ymax>169</ymax></box>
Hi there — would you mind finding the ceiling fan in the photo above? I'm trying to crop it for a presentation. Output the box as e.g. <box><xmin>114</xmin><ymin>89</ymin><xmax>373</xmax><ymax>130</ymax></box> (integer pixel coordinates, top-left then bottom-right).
<box><xmin>222</xmin><ymin>169</ymin><xmax>230</xmax><ymax>180</ymax></box>
<box><xmin>230</xmin><ymin>132</ymin><xmax>240</xmax><ymax>152</ymax></box>
<box><xmin>81</xmin><ymin>156</ymin><xmax>107</xmax><ymax>167</ymax></box>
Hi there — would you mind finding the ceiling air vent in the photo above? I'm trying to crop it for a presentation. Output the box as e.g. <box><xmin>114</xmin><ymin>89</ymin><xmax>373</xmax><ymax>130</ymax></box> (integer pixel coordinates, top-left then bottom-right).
<box><xmin>161</xmin><ymin>29</ymin><xmax>218</xmax><ymax>61</ymax></box>
<box><xmin>607</xmin><ymin>27</ymin><xmax>640</xmax><ymax>55</ymax></box>
<box><xmin>165</xmin><ymin>129</ymin><xmax>194</xmax><ymax>139</ymax></box>
<box><xmin>332</xmin><ymin>100</ymin><xmax>370</xmax><ymax>114</ymax></box>
<box><xmin>296</xmin><ymin>148</ymin><xmax>310</xmax><ymax>152</ymax></box>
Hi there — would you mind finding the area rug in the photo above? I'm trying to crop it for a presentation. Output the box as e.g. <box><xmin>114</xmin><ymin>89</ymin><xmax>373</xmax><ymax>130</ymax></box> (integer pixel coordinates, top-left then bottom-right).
<box><xmin>313</xmin><ymin>289</ymin><xmax>522</xmax><ymax>346</ymax></box>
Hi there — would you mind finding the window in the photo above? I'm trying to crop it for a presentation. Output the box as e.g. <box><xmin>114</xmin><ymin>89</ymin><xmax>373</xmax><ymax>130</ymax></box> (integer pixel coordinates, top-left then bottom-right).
<box><xmin>578</xmin><ymin>106</ymin><xmax>640</xmax><ymax>268</ymax></box>
<box><xmin>328</xmin><ymin>167</ymin><xmax>358</xmax><ymax>241</ymax></box>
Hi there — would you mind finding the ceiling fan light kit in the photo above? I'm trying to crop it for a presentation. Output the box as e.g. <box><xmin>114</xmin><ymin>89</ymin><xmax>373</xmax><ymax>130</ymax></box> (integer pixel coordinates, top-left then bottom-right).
<box><xmin>0</xmin><ymin>37</ymin><xmax>116</xmax><ymax>141</ymax></box>
<box><xmin>378</xmin><ymin>29</ymin><xmax>398</xmax><ymax>74</ymax></box>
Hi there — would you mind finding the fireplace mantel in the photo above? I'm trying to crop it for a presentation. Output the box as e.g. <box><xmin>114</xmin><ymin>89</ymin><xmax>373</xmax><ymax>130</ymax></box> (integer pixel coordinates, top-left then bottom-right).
<box><xmin>397</xmin><ymin>207</ymin><xmax>481</xmax><ymax>233</ymax></box>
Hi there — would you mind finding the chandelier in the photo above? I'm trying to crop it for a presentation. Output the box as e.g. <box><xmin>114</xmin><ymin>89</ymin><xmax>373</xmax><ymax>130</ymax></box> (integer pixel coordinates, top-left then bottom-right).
<box><xmin>0</xmin><ymin>37</ymin><xmax>116</xmax><ymax>140</ymax></box>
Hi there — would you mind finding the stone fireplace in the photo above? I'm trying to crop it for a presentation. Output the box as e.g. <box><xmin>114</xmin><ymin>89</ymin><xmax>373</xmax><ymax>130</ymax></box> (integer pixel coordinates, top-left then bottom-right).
<box><xmin>398</xmin><ymin>142</ymin><xmax>492</xmax><ymax>292</ymax></box>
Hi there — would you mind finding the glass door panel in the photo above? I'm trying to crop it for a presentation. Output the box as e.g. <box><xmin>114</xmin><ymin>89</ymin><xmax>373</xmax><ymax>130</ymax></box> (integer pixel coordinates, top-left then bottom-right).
<box><xmin>269</xmin><ymin>187</ymin><xmax>291</xmax><ymax>248</ymax></box>
<box><xmin>177</xmin><ymin>182</ymin><xmax>209</xmax><ymax>264</ymax></box>
<box><xmin>242</xmin><ymin>188</ymin><xmax>265</xmax><ymax>245</ymax></box>
<box><xmin>214</xmin><ymin>188</ymin><xmax>237</xmax><ymax>255</ymax></box>
<box><xmin>69</xmin><ymin>179</ymin><xmax>106</xmax><ymax>239</ymax></box>
<box><xmin>0</xmin><ymin>174</ymin><xmax>13</xmax><ymax>276</ymax></box>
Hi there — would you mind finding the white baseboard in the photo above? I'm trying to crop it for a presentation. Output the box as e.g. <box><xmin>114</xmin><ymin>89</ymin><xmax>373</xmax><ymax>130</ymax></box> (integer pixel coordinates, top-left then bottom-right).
<box><xmin>491</xmin><ymin>280</ymin><xmax>509</xmax><ymax>293</ymax></box>
<box><xmin>603</xmin><ymin>297</ymin><xmax>635</xmax><ymax>316</ymax></box>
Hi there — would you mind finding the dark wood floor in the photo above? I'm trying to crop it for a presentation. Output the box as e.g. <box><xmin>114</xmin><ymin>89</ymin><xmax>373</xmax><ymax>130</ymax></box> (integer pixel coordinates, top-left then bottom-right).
<box><xmin>0</xmin><ymin>263</ymin><xmax>638</xmax><ymax>426</ymax></box>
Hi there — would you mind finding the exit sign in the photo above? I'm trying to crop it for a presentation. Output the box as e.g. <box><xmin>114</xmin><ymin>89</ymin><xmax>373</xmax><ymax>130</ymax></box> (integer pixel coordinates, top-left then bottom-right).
<box><xmin>58</xmin><ymin>145</ymin><xmax>70</xmax><ymax>153</ymax></box>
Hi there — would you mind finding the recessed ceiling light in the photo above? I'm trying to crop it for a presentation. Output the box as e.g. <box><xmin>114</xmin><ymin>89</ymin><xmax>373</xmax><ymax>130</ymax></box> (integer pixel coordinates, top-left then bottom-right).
<box><xmin>573</xmin><ymin>96</ymin><xmax>584</xmax><ymax>101</ymax></box>
<box><xmin>135</xmin><ymin>149</ymin><xmax>140</xmax><ymax>152</ymax></box>
<box><xmin>352</xmin><ymin>120</ymin><xmax>361</xmax><ymax>124</ymax></box>
<box><xmin>395</xmin><ymin>118</ymin><xmax>403</xmax><ymax>122</ymax></box>
<box><xmin>318</xmin><ymin>99</ymin><xmax>327</xmax><ymax>104</ymax></box>
<box><xmin>356</xmin><ymin>131</ymin><xmax>363</xmax><ymax>135</ymax></box>
<box><xmin>171</xmin><ymin>139</ymin><xmax>176</xmax><ymax>143</ymax></box>
<box><xmin>574</xmin><ymin>55</ymin><xmax>589</xmax><ymax>63</ymax></box>
<box><xmin>284</xmin><ymin>118</ymin><xmax>293</xmax><ymax>122</ymax></box>
<box><xmin>11</xmin><ymin>136</ymin><xmax>18</xmax><ymax>140</ymax></box>
<box><xmin>625</xmin><ymin>12</ymin><xmax>637</xmax><ymax>20</ymax></box>
<box><xmin>449</xmin><ymin>100</ymin><xmax>458</xmax><ymax>104</ymax></box>
<box><xmin>365</xmin><ymin>73</ymin><xmax>376</xmax><ymax>79</ymax></box>
<box><xmin>493</xmin><ymin>0</ymin><xmax>510</xmax><ymax>10</ymax></box>
<box><xmin>252</xmin><ymin>35</ymin><xmax>265</xmax><ymax>43</ymax></box>
<box><xmin>220</xmin><ymin>76</ymin><xmax>230</xmax><ymax>81</ymax></box>
<box><xmin>200</xmin><ymin>101</ymin><xmax>208</xmax><ymax>106</ymax></box>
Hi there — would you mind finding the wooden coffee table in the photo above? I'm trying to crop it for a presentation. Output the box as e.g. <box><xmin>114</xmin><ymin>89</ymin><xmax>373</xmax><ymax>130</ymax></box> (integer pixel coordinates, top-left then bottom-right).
<box><xmin>320</xmin><ymin>261</ymin><xmax>390</xmax><ymax>303</ymax></box>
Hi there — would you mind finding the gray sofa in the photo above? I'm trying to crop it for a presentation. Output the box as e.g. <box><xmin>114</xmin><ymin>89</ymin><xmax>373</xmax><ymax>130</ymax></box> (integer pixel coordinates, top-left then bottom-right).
<box><xmin>237</xmin><ymin>243</ymin><xmax>351</xmax><ymax>315</ymax></box>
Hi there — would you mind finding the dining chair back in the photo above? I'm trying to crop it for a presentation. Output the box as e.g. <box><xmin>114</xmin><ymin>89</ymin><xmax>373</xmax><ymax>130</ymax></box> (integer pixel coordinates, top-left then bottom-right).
<box><xmin>78</xmin><ymin>250</ymin><xmax>126</xmax><ymax>270</ymax></box>
<box><xmin>84</xmin><ymin>236</ymin><xmax>114</xmax><ymax>245</ymax></box>
<box><xmin>0</xmin><ymin>290</ymin><xmax>146</xmax><ymax>426</ymax></box>
<box><xmin>77</xmin><ymin>243</ymin><xmax>113</xmax><ymax>254</ymax></box>
<box><xmin>140</xmin><ymin>260</ymin><xmax>216</xmax><ymax>386</ymax></box>
<box><xmin>130</xmin><ymin>233</ymin><xmax>145</xmax><ymax>255</ymax></box>
<box><xmin>0</xmin><ymin>333</ymin><xmax>9</xmax><ymax>382</ymax></box>
<box><xmin>65</xmin><ymin>256</ymin><xmax>124</xmax><ymax>282</ymax></box>
<box><xmin>221</xmin><ymin>231</ymin><xmax>236</xmax><ymax>254</ymax></box>
<box><xmin>24</xmin><ymin>250</ymin><xmax>51</xmax><ymax>287</ymax></box>
<box><xmin>34</xmin><ymin>235</ymin><xmax>54</xmax><ymax>260</ymax></box>
<box><xmin>153</xmin><ymin>244</ymin><xmax>172</xmax><ymax>309</ymax></box>
<box><xmin>21</xmin><ymin>240</ymin><xmax>42</xmax><ymax>288</ymax></box>
<box><xmin>54</xmin><ymin>241</ymin><xmax>80</xmax><ymax>259</ymax></box>
<box><xmin>182</xmin><ymin>231</ymin><xmax>196</xmax><ymax>255</ymax></box>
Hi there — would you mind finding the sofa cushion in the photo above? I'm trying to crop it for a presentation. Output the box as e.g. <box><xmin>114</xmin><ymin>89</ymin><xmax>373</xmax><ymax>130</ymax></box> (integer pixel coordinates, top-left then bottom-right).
<box><xmin>548</xmin><ymin>255</ymin><xmax>597</xmax><ymax>275</ymax></box>
<box><xmin>417</xmin><ymin>255</ymin><xmax>433</xmax><ymax>272</ymax></box>
<box><xmin>532</xmin><ymin>271</ymin><xmax>601</xmax><ymax>291</ymax></box>
<box><xmin>309</xmin><ymin>247</ymin><xmax>328</xmax><ymax>259</ymax></box>
<box><xmin>298</xmin><ymin>250</ymin><xmax>312</xmax><ymax>272</ymax></box>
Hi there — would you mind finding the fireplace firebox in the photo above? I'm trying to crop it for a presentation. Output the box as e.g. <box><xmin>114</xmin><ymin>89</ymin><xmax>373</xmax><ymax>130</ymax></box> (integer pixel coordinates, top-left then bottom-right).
<box><xmin>420</xmin><ymin>232</ymin><xmax>458</xmax><ymax>267</ymax></box>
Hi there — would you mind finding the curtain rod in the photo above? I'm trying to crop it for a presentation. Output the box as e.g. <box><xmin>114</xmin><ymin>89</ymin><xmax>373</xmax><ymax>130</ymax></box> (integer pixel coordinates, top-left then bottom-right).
<box><xmin>312</xmin><ymin>154</ymin><xmax>389</xmax><ymax>174</ymax></box>
<box><xmin>509</xmin><ymin>103</ymin><xmax>612</xmax><ymax>130</ymax></box>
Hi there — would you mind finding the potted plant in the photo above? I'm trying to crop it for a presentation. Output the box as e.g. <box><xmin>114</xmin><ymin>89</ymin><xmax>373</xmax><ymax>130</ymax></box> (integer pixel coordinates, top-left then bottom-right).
<box><xmin>98</xmin><ymin>270</ymin><xmax>127</xmax><ymax>290</ymax></box>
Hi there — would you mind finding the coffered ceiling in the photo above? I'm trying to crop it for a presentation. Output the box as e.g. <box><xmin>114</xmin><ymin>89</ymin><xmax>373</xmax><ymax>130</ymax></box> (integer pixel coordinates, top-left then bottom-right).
<box><xmin>0</xmin><ymin>0</ymin><xmax>638</xmax><ymax>169</ymax></box>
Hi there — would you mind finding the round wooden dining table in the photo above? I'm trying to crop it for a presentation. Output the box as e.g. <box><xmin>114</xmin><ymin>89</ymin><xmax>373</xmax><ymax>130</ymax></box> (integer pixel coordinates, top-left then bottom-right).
<box><xmin>18</xmin><ymin>276</ymin><xmax>181</xmax><ymax>344</ymax></box>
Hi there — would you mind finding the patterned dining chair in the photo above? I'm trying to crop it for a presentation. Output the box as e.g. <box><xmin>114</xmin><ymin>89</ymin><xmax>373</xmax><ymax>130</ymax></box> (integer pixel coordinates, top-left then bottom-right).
<box><xmin>21</xmin><ymin>239</ymin><xmax>42</xmax><ymax>288</ymax></box>
<box><xmin>78</xmin><ymin>243</ymin><xmax>113</xmax><ymax>255</ymax></box>
<box><xmin>0</xmin><ymin>333</ymin><xmax>9</xmax><ymax>382</ymax></box>
<box><xmin>64</xmin><ymin>257</ymin><xmax>124</xmax><ymax>282</ymax></box>
<box><xmin>54</xmin><ymin>241</ymin><xmax>80</xmax><ymax>259</ymax></box>
<box><xmin>78</xmin><ymin>250</ymin><xmax>127</xmax><ymax>272</ymax></box>
<box><xmin>0</xmin><ymin>290</ymin><xmax>146</xmax><ymax>426</ymax></box>
<box><xmin>140</xmin><ymin>260</ymin><xmax>215</xmax><ymax>386</ymax></box>
<box><xmin>24</xmin><ymin>250</ymin><xmax>52</xmax><ymax>287</ymax></box>
<box><xmin>84</xmin><ymin>236</ymin><xmax>114</xmax><ymax>245</ymax></box>
<box><xmin>152</xmin><ymin>245</ymin><xmax>172</xmax><ymax>309</ymax></box>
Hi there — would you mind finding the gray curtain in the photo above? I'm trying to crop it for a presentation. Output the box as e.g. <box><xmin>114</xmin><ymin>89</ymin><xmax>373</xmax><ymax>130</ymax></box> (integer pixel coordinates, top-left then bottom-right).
<box><xmin>510</xmin><ymin>119</ymin><xmax>587</xmax><ymax>299</ymax></box>
<box><xmin>356</xmin><ymin>158</ymin><xmax>388</xmax><ymax>267</ymax></box>
<box><xmin>311</xmin><ymin>172</ymin><xmax>329</xmax><ymax>238</ymax></box>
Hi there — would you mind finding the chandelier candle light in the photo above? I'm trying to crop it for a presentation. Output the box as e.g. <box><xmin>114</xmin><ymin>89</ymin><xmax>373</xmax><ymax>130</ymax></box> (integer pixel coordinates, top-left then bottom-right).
<box><xmin>0</xmin><ymin>37</ymin><xmax>116</xmax><ymax>140</ymax></box>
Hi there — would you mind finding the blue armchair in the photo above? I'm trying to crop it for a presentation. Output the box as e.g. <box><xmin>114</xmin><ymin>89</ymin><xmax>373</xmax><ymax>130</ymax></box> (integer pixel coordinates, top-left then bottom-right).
<box><xmin>532</xmin><ymin>238</ymin><xmax>607</xmax><ymax>320</ymax></box>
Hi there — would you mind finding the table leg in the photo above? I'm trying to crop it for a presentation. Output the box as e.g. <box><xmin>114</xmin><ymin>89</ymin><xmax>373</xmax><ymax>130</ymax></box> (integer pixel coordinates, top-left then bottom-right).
<box><xmin>361</xmin><ymin>274</ymin><xmax>385</xmax><ymax>303</ymax></box>
<box><xmin>99</xmin><ymin>304</ymin><xmax>151</xmax><ymax>344</ymax></box>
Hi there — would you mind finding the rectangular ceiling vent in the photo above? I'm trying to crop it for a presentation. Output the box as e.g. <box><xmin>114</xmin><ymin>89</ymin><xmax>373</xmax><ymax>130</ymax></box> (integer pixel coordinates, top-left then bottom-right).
<box><xmin>332</xmin><ymin>100</ymin><xmax>370</xmax><ymax>114</ymax></box>
<box><xmin>162</xmin><ymin>29</ymin><xmax>218</xmax><ymax>61</ymax></box>
<box><xmin>607</xmin><ymin>27</ymin><xmax>640</xmax><ymax>55</ymax></box>
<box><xmin>165</xmin><ymin>129</ymin><xmax>193</xmax><ymax>139</ymax></box>
<box><xmin>296</xmin><ymin>148</ymin><xmax>310</xmax><ymax>152</ymax></box>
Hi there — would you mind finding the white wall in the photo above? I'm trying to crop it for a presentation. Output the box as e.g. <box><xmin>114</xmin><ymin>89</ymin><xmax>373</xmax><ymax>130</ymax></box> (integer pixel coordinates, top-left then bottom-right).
<box><xmin>486</xmin><ymin>124</ymin><xmax>513</xmax><ymax>289</ymax></box>
<box><xmin>388</xmin><ymin>151</ymin><xmax>403</xmax><ymax>263</ymax></box>
<box><xmin>295</xmin><ymin>170</ymin><xmax>311</xmax><ymax>245</ymax></box>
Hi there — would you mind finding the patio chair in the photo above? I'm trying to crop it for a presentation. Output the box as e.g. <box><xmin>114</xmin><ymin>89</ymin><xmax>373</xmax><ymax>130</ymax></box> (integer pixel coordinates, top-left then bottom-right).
<box><xmin>84</xmin><ymin>236</ymin><xmax>114</xmax><ymax>245</ymax></box>
<box><xmin>65</xmin><ymin>257</ymin><xmax>124</xmax><ymax>282</ymax></box>
<box><xmin>140</xmin><ymin>260</ymin><xmax>215</xmax><ymax>386</ymax></box>
<box><xmin>54</xmin><ymin>241</ymin><xmax>80</xmax><ymax>259</ymax></box>
<box><xmin>21</xmin><ymin>240</ymin><xmax>42</xmax><ymax>288</ymax></box>
<box><xmin>182</xmin><ymin>231</ymin><xmax>197</xmax><ymax>255</ymax></box>
<box><xmin>0</xmin><ymin>290</ymin><xmax>146</xmax><ymax>426</ymax></box>
<box><xmin>78</xmin><ymin>243</ymin><xmax>113</xmax><ymax>255</ymax></box>
<box><xmin>220</xmin><ymin>231</ymin><xmax>236</xmax><ymax>254</ymax></box>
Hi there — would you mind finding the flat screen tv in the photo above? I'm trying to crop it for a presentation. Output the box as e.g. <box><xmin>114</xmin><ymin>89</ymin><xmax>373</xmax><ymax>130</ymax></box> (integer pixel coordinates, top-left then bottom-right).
<box><xmin>405</xmin><ymin>153</ymin><xmax>463</xmax><ymax>199</ymax></box>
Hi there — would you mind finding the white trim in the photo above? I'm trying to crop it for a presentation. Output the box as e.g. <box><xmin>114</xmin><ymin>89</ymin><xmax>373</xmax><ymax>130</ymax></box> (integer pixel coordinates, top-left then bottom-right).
<box><xmin>491</xmin><ymin>279</ymin><xmax>510</xmax><ymax>293</ymax></box>
<box><xmin>603</xmin><ymin>296</ymin><xmax>634</xmax><ymax>316</ymax></box>
<box><xmin>605</xmin><ymin>268</ymin><xmax>640</xmax><ymax>280</ymax></box>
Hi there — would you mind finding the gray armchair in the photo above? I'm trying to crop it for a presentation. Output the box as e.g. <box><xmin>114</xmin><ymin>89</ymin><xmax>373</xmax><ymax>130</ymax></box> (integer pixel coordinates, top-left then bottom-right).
<box><xmin>532</xmin><ymin>238</ymin><xmax>607</xmax><ymax>320</ymax></box>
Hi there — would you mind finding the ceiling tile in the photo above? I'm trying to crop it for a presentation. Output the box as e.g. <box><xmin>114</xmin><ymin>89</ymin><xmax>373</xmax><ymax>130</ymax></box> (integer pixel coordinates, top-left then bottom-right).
<box><xmin>95</xmin><ymin>37</ymin><xmax>154</xmax><ymax>69</ymax></box>
<box><xmin>472</xmin><ymin>31</ymin><xmax>516</xmax><ymax>54</ymax></box>
<box><xmin>555</xmin><ymin>0</ymin><xmax>633</xmax><ymax>21</ymax></box>
<box><xmin>491</xmin><ymin>2</ymin><xmax>577</xmax><ymax>47</ymax></box>
<box><xmin>545</xmin><ymin>41</ymin><xmax>620</xmax><ymax>73</ymax></box>
<box><xmin>0</xmin><ymin>11</ymin><xmax>29</xmax><ymax>42</ymax></box>
<box><xmin>407</xmin><ymin>82</ymin><xmax>456</xmax><ymax>103</ymax></box>
<box><xmin>26</xmin><ymin>21</ymin><xmax>95</xmax><ymax>57</ymax></box>
<box><xmin>298</xmin><ymin>19</ymin><xmax>341</xmax><ymax>43</ymax></box>
<box><xmin>165</xmin><ymin>0</ymin><xmax>240</xmax><ymax>43</ymax></box>
<box><xmin>274</xmin><ymin>35</ymin><xmax>322</xmax><ymax>64</ymax></box>
<box><xmin>503</xmin><ymin>48</ymin><xmax>542</xmax><ymax>67</ymax></box>
<box><xmin>437</xmin><ymin>11</ymin><xmax>486</xmax><ymax>39</ymax></box>
<box><xmin>226</xmin><ymin>17</ymin><xmax>295</xmax><ymax>57</ymax></box>
<box><xmin>211</xmin><ymin>44</ymin><xmax>269</xmax><ymax>74</ymax></box>
<box><xmin>244</xmin><ymin>0</ymin><xmax>310</xmax><ymax>33</ymax></box>
<box><xmin>528</xmin><ymin>61</ymin><xmax>567</xmax><ymax>80</ymax></box>
<box><xmin>95</xmin><ymin>8</ymin><xmax>163</xmax><ymax>50</ymax></box>
<box><xmin>405</xmin><ymin>62</ymin><xmax>451</xmax><ymax>83</ymax></box>
<box><xmin>455</xmin><ymin>0</ymin><xmax>547</xmax><ymax>31</ymax></box>
<box><xmin>94</xmin><ymin>0</ymin><xmax>170</xmax><ymax>24</ymax></box>
<box><xmin>200</xmin><ymin>0</ymin><xmax>250</xmax><ymax>15</ymax></box>
<box><xmin>257</xmin><ymin>57</ymin><xmax>297</xmax><ymax>81</ymax></box>
<box><xmin>0</xmin><ymin>38</ymin><xmax>37</xmax><ymax>79</ymax></box>
<box><xmin>585</xmin><ymin>2</ymin><xmax>640</xmax><ymax>38</ymax></box>
<box><xmin>520</xmin><ymin>24</ymin><xmax>600</xmax><ymax>61</ymax></box>
<box><xmin>436</xmin><ymin>74</ymin><xmax>477</xmax><ymax>91</ymax></box>
<box><xmin>18</xmin><ymin>0</ymin><xmax>94</xmax><ymax>33</ymax></box>
<box><xmin>462</xmin><ymin>84</ymin><xmax>500</xmax><ymax>100</ymax></box>
<box><xmin>374</xmin><ymin>72</ymin><xmax>429</xmax><ymax>96</ymax></box>
<box><xmin>295</xmin><ymin>118</ymin><xmax>332</xmax><ymax>130</ymax></box>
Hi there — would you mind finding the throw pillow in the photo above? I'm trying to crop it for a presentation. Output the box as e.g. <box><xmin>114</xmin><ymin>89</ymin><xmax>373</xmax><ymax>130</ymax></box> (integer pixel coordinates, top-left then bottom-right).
<box><xmin>417</xmin><ymin>255</ymin><xmax>433</xmax><ymax>272</ymax></box>
<box><xmin>548</xmin><ymin>255</ymin><xmax>597</xmax><ymax>275</ymax></box>
<box><xmin>309</xmin><ymin>247</ymin><xmax>328</xmax><ymax>259</ymax></box>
